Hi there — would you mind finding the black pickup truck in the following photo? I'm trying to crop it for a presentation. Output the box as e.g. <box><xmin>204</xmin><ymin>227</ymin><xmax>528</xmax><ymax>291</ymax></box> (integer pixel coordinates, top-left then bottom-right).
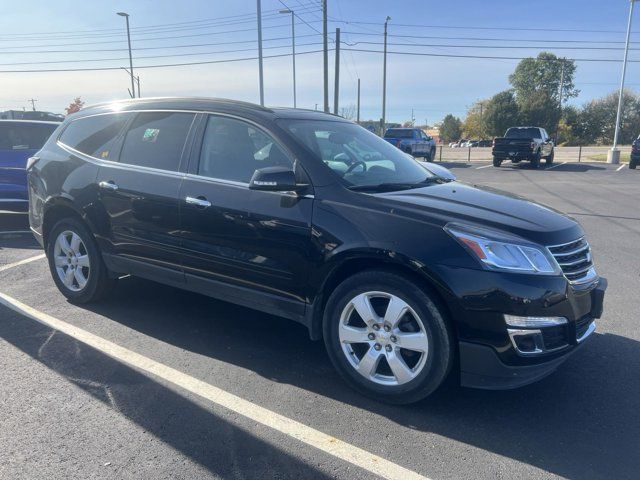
<box><xmin>492</xmin><ymin>127</ymin><xmax>554</xmax><ymax>168</ymax></box>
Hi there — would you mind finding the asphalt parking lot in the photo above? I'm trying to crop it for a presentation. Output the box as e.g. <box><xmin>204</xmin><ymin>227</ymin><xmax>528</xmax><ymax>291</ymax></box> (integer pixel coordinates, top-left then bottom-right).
<box><xmin>1</xmin><ymin>162</ymin><xmax>638</xmax><ymax>480</ymax></box>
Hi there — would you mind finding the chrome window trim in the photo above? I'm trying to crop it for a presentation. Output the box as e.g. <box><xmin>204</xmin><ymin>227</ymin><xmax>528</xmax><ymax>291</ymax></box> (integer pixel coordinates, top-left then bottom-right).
<box><xmin>0</xmin><ymin>198</ymin><xmax>28</xmax><ymax>203</ymax></box>
<box><xmin>56</xmin><ymin>108</ymin><xmax>312</xmax><ymax>192</ymax></box>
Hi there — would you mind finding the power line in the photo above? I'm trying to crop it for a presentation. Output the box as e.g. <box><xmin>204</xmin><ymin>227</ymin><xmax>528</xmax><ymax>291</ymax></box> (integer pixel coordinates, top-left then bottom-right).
<box><xmin>342</xmin><ymin>47</ymin><xmax>640</xmax><ymax>63</ymax></box>
<box><xmin>0</xmin><ymin>33</ymin><xmax>324</xmax><ymax>55</ymax></box>
<box><xmin>332</xmin><ymin>19</ymin><xmax>631</xmax><ymax>34</ymax></box>
<box><xmin>0</xmin><ymin>5</ymin><xmax>322</xmax><ymax>40</ymax></box>
<box><xmin>0</xmin><ymin>48</ymin><xmax>330</xmax><ymax>73</ymax></box>
<box><xmin>348</xmin><ymin>41</ymin><xmax>640</xmax><ymax>51</ymax></box>
<box><xmin>0</xmin><ymin>42</ymin><xmax>326</xmax><ymax>67</ymax></box>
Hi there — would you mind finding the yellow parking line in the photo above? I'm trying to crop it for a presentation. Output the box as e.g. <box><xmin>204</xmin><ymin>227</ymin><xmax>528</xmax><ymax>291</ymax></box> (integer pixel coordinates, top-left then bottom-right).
<box><xmin>0</xmin><ymin>291</ymin><xmax>429</xmax><ymax>480</ymax></box>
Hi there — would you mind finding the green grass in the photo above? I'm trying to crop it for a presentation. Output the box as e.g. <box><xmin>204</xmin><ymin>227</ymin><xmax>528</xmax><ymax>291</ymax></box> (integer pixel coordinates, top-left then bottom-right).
<box><xmin>586</xmin><ymin>152</ymin><xmax>630</xmax><ymax>163</ymax></box>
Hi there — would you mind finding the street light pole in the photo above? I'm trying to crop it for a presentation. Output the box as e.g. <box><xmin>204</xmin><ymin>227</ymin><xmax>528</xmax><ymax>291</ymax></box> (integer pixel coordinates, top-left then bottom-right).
<box><xmin>609</xmin><ymin>0</ymin><xmax>636</xmax><ymax>164</ymax></box>
<box><xmin>279</xmin><ymin>8</ymin><xmax>296</xmax><ymax>108</ymax></box>
<box><xmin>117</xmin><ymin>12</ymin><xmax>135</xmax><ymax>99</ymax></box>
<box><xmin>322</xmin><ymin>0</ymin><xmax>329</xmax><ymax>113</ymax></box>
<box><xmin>381</xmin><ymin>16</ymin><xmax>391</xmax><ymax>135</ymax></box>
<box><xmin>257</xmin><ymin>0</ymin><xmax>265</xmax><ymax>106</ymax></box>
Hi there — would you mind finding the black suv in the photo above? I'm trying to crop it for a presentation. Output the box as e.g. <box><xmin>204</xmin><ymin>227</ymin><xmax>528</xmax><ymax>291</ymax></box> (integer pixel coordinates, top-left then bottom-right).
<box><xmin>28</xmin><ymin>98</ymin><xmax>607</xmax><ymax>404</ymax></box>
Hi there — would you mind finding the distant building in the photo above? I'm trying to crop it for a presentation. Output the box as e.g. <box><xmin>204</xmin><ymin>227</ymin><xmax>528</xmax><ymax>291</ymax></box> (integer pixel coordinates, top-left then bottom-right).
<box><xmin>1</xmin><ymin>110</ymin><xmax>64</xmax><ymax>122</ymax></box>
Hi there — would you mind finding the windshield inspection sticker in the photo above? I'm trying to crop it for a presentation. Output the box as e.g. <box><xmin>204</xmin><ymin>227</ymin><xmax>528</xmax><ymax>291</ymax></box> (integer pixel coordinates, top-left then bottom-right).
<box><xmin>142</xmin><ymin>128</ymin><xmax>160</xmax><ymax>142</ymax></box>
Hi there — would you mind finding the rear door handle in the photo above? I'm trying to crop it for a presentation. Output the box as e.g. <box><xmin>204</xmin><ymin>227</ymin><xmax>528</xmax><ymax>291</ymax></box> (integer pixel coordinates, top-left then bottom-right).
<box><xmin>185</xmin><ymin>196</ymin><xmax>211</xmax><ymax>208</ymax></box>
<box><xmin>99</xmin><ymin>181</ymin><xmax>119</xmax><ymax>191</ymax></box>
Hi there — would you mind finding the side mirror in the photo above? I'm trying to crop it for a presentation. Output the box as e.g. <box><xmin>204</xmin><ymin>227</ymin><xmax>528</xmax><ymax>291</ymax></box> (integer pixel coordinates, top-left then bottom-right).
<box><xmin>249</xmin><ymin>166</ymin><xmax>302</xmax><ymax>192</ymax></box>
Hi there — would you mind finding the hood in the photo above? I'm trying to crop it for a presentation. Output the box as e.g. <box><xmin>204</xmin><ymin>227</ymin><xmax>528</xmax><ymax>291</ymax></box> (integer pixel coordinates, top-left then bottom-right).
<box><xmin>376</xmin><ymin>181</ymin><xmax>582</xmax><ymax>246</ymax></box>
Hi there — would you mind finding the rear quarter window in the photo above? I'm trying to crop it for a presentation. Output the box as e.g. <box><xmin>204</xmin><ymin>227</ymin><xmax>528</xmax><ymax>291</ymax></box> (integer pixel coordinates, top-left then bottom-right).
<box><xmin>59</xmin><ymin>113</ymin><xmax>130</xmax><ymax>159</ymax></box>
<box><xmin>119</xmin><ymin>112</ymin><xmax>195</xmax><ymax>172</ymax></box>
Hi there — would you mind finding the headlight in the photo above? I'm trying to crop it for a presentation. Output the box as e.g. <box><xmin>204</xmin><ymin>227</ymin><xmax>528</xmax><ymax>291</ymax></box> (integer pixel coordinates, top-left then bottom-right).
<box><xmin>444</xmin><ymin>223</ymin><xmax>561</xmax><ymax>275</ymax></box>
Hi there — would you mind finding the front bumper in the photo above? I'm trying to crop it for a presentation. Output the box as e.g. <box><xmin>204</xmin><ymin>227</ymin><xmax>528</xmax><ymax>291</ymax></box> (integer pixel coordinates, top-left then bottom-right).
<box><xmin>458</xmin><ymin>277</ymin><xmax>606</xmax><ymax>389</ymax></box>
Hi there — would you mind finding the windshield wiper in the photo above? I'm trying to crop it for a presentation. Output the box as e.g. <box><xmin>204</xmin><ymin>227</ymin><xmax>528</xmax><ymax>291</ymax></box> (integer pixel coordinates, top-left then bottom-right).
<box><xmin>347</xmin><ymin>177</ymin><xmax>440</xmax><ymax>192</ymax></box>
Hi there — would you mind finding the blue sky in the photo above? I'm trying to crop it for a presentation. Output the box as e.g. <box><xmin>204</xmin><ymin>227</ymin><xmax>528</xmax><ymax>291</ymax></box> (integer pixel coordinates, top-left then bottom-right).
<box><xmin>1</xmin><ymin>0</ymin><xmax>638</xmax><ymax>124</ymax></box>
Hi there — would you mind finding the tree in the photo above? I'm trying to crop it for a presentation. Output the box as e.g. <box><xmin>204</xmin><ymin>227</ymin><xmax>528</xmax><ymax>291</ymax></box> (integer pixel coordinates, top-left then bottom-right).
<box><xmin>439</xmin><ymin>114</ymin><xmax>462</xmax><ymax>143</ymax></box>
<box><xmin>518</xmin><ymin>91</ymin><xmax>561</xmax><ymax>135</ymax></box>
<box><xmin>462</xmin><ymin>101</ymin><xmax>487</xmax><ymax>139</ymax></box>
<box><xmin>65</xmin><ymin>97</ymin><xmax>85</xmax><ymax>115</ymax></box>
<box><xmin>509</xmin><ymin>52</ymin><xmax>579</xmax><ymax>104</ymax></box>
<box><xmin>483</xmin><ymin>90</ymin><xmax>520</xmax><ymax>137</ymax></box>
<box><xmin>339</xmin><ymin>104</ymin><xmax>357</xmax><ymax>121</ymax></box>
<box><xmin>579</xmin><ymin>90</ymin><xmax>640</xmax><ymax>145</ymax></box>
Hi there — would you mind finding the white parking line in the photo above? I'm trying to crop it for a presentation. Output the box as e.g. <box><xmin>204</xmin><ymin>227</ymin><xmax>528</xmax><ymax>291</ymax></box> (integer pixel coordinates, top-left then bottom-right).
<box><xmin>0</xmin><ymin>253</ymin><xmax>46</xmax><ymax>273</ymax></box>
<box><xmin>475</xmin><ymin>164</ymin><xmax>493</xmax><ymax>169</ymax></box>
<box><xmin>616</xmin><ymin>164</ymin><xmax>626</xmax><ymax>172</ymax></box>
<box><xmin>545</xmin><ymin>161</ymin><xmax>568</xmax><ymax>170</ymax></box>
<box><xmin>0</xmin><ymin>291</ymin><xmax>429</xmax><ymax>480</ymax></box>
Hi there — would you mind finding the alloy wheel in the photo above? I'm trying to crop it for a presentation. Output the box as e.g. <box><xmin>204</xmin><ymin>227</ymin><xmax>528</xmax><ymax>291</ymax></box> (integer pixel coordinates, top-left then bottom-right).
<box><xmin>338</xmin><ymin>291</ymin><xmax>429</xmax><ymax>386</ymax></box>
<box><xmin>53</xmin><ymin>230</ymin><xmax>91</xmax><ymax>292</ymax></box>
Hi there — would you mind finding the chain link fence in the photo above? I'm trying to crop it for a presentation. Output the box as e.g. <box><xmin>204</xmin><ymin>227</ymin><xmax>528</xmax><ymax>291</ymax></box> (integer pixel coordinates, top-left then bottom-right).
<box><xmin>434</xmin><ymin>145</ymin><xmax>632</xmax><ymax>163</ymax></box>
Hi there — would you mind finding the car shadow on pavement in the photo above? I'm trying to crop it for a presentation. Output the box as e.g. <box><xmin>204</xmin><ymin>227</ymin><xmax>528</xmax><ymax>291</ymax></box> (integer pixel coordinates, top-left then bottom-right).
<box><xmin>78</xmin><ymin>276</ymin><xmax>640</xmax><ymax>480</ymax></box>
<box><xmin>0</xmin><ymin>302</ymin><xmax>336</xmax><ymax>479</ymax></box>
<box><xmin>0</xmin><ymin>232</ymin><xmax>40</xmax><ymax>250</ymax></box>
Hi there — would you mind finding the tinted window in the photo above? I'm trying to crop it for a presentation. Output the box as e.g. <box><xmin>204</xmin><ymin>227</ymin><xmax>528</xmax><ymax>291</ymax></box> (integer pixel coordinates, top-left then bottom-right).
<box><xmin>0</xmin><ymin>122</ymin><xmax>57</xmax><ymax>150</ymax></box>
<box><xmin>119</xmin><ymin>112</ymin><xmax>195</xmax><ymax>171</ymax></box>
<box><xmin>199</xmin><ymin>115</ymin><xmax>292</xmax><ymax>183</ymax></box>
<box><xmin>59</xmin><ymin>114</ymin><xmax>129</xmax><ymax>159</ymax></box>
<box><xmin>384</xmin><ymin>129</ymin><xmax>413</xmax><ymax>139</ymax></box>
<box><xmin>505</xmin><ymin>128</ymin><xmax>541</xmax><ymax>139</ymax></box>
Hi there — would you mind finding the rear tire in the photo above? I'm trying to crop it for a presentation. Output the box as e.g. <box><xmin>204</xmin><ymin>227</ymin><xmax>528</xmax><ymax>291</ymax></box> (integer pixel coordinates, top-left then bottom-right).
<box><xmin>493</xmin><ymin>156</ymin><xmax>502</xmax><ymax>167</ymax></box>
<box><xmin>630</xmin><ymin>158</ymin><xmax>637</xmax><ymax>169</ymax></box>
<box><xmin>46</xmin><ymin>217</ymin><xmax>115</xmax><ymax>303</ymax></box>
<box><xmin>427</xmin><ymin>147</ymin><xmax>436</xmax><ymax>162</ymax></box>
<box><xmin>323</xmin><ymin>270</ymin><xmax>453</xmax><ymax>404</ymax></box>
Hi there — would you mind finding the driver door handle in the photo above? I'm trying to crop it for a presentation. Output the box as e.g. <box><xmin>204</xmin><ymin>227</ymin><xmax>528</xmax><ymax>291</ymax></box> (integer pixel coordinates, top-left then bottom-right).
<box><xmin>99</xmin><ymin>181</ymin><xmax>119</xmax><ymax>191</ymax></box>
<box><xmin>185</xmin><ymin>196</ymin><xmax>211</xmax><ymax>208</ymax></box>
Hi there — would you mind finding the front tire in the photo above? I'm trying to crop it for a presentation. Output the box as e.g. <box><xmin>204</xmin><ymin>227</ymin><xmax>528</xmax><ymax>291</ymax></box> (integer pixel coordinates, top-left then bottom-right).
<box><xmin>47</xmin><ymin>217</ymin><xmax>115</xmax><ymax>303</ymax></box>
<box><xmin>323</xmin><ymin>271</ymin><xmax>453</xmax><ymax>404</ymax></box>
<box><xmin>545</xmin><ymin>149</ymin><xmax>554</xmax><ymax>166</ymax></box>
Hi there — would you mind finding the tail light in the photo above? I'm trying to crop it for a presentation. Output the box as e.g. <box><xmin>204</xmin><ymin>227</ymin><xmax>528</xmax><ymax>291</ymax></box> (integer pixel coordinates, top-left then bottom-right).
<box><xmin>396</xmin><ymin>140</ymin><xmax>402</xmax><ymax>147</ymax></box>
<box><xmin>531</xmin><ymin>142</ymin><xmax>536</xmax><ymax>149</ymax></box>
<box><xmin>632</xmin><ymin>143</ymin><xmax>638</xmax><ymax>152</ymax></box>
<box><xmin>492</xmin><ymin>139</ymin><xmax>496</xmax><ymax>147</ymax></box>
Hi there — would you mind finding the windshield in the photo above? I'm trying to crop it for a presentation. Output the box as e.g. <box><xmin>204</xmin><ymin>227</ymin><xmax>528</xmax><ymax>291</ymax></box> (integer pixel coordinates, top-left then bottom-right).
<box><xmin>384</xmin><ymin>129</ymin><xmax>413</xmax><ymax>138</ymax></box>
<box><xmin>279</xmin><ymin>120</ymin><xmax>435</xmax><ymax>188</ymax></box>
<box><xmin>505</xmin><ymin>128</ymin><xmax>541</xmax><ymax>139</ymax></box>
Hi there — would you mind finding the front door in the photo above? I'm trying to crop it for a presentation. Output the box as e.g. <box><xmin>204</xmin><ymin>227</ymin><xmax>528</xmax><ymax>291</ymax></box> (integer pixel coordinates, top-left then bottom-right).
<box><xmin>179</xmin><ymin>114</ymin><xmax>313</xmax><ymax>320</ymax></box>
<box><xmin>96</xmin><ymin>111</ymin><xmax>196</xmax><ymax>279</ymax></box>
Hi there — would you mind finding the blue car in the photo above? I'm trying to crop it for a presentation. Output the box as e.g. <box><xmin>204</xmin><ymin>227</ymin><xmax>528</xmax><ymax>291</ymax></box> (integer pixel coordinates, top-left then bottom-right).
<box><xmin>1</xmin><ymin>120</ymin><xmax>59</xmax><ymax>212</ymax></box>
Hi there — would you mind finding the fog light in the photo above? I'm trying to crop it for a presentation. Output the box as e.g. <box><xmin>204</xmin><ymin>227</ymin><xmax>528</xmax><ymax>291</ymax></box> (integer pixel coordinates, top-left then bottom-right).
<box><xmin>504</xmin><ymin>315</ymin><xmax>568</xmax><ymax>328</ymax></box>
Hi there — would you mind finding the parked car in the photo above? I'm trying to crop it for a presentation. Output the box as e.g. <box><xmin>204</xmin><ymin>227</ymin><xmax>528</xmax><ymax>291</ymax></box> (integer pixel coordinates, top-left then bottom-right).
<box><xmin>631</xmin><ymin>136</ymin><xmax>639</xmax><ymax>169</ymax></box>
<box><xmin>383</xmin><ymin>128</ymin><xmax>436</xmax><ymax>161</ymax></box>
<box><xmin>29</xmin><ymin>98</ymin><xmax>606</xmax><ymax>404</ymax></box>
<box><xmin>0</xmin><ymin>119</ymin><xmax>58</xmax><ymax>212</ymax></box>
<box><xmin>478</xmin><ymin>139</ymin><xmax>492</xmax><ymax>148</ymax></box>
<box><xmin>492</xmin><ymin>127</ymin><xmax>555</xmax><ymax>168</ymax></box>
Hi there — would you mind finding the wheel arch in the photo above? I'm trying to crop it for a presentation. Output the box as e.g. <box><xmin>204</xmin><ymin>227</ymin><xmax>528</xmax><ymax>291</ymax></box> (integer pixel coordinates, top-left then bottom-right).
<box><xmin>42</xmin><ymin>198</ymin><xmax>95</xmax><ymax>249</ymax></box>
<box><xmin>308</xmin><ymin>255</ymin><xmax>457</xmax><ymax>343</ymax></box>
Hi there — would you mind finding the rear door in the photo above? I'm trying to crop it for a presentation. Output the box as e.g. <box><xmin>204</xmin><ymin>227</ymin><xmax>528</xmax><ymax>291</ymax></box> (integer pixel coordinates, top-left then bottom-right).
<box><xmin>96</xmin><ymin>111</ymin><xmax>197</xmax><ymax>282</ymax></box>
<box><xmin>179</xmin><ymin>114</ymin><xmax>312</xmax><ymax>319</ymax></box>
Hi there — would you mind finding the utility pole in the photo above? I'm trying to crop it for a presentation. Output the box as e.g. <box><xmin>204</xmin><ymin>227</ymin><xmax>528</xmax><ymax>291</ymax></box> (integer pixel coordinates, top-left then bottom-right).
<box><xmin>610</xmin><ymin>0</ymin><xmax>637</xmax><ymax>164</ymax></box>
<box><xmin>322</xmin><ymin>0</ymin><xmax>329</xmax><ymax>112</ymax></box>
<box><xmin>28</xmin><ymin>98</ymin><xmax>37</xmax><ymax>111</ymax></box>
<box><xmin>117</xmin><ymin>12</ymin><xmax>135</xmax><ymax>99</ymax></box>
<box><xmin>381</xmin><ymin>16</ymin><xmax>391</xmax><ymax>135</ymax></box>
<box><xmin>257</xmin><ymin>0</ymin><xmax>265</xmax><ymax>106</ymax></box>
<box><xmin>411</xmin><ymin>108</ymin><xmax>415</xmax><ymax>126</ymax></box>
<box><xmin>356</xmin><ymin>78</ymin><xmax>361</xmax><ymax>123</ymax></box>
<box><xmin>333</xmin><ymin>28</ymin><xmax>340</xmax><ymax>115</ymax></box>
<box><xmin>555</xmin><ymin>58</ymin><xmax>565</xmax><ymax>142</ymax></box>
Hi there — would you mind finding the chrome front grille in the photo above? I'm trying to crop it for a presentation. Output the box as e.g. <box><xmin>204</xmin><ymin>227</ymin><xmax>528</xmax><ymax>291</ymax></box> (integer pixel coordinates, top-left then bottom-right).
<box><xmin>547</xmin><ymin>237</ymin><xmax>595</xmax><ymax>283</ymax></box>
